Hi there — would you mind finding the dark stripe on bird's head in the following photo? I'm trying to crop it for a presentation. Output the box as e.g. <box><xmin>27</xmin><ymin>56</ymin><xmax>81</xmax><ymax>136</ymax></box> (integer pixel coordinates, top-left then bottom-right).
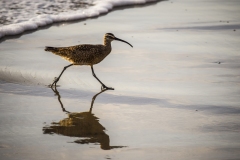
<box><xmin>105</xmin><ymin>33</ymin><xmax>115</xmax><ymax>39</ymax></box>
<box><xmin>106</xmin><ymin>33</ymin><xmax>114</xmax><ymax>36</ymax></box>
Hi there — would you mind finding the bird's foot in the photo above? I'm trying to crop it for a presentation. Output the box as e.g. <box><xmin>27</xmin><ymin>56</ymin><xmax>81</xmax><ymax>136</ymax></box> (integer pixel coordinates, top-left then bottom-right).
<box><xmin>49</xmin><ymin>77</ymin><xmax>59</xmax><ymax>88</ymax></box>
<box><xmin>50</xmin><ymin>83</ymin><xmax>56</xmax><ymax>88</ymax></box>
<box><xmin>101</xmin><ymin>85</ymin><xmax>114</xmax><ymax>91</ymax></box>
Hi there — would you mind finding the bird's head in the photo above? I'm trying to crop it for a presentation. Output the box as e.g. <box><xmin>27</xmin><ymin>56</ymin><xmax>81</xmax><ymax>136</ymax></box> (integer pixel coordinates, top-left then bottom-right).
<box><xmin>104</xmin><ymin>33</ymin><xmax>133</xmax><ymax>48</ymax></box>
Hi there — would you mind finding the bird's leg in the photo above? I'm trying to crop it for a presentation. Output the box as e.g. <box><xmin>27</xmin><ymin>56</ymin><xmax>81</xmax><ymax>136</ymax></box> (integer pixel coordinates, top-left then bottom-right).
<box><xmin>91</xmin><ymin>65</ymin><xmax>114</xmax><ymax>90</ymax></box>
<box><xmin>51</xmin><ymin>64</ymin><xmax>74</xmax><ymax>88</ymax></box>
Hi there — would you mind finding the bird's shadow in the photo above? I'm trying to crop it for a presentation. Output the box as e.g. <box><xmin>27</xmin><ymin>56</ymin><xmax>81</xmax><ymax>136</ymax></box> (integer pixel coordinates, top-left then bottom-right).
<box><xmin>43</xmin><ymin>87</ymin><xmax>126</xmax><ymax>150</ymax></box>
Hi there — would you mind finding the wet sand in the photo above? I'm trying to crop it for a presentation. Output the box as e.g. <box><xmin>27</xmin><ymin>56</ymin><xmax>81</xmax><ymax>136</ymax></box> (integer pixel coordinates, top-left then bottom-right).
<box><xmin>1</xmin><ymin>0</ymin><xmax>240</xmax><ymax>159</ymax></box>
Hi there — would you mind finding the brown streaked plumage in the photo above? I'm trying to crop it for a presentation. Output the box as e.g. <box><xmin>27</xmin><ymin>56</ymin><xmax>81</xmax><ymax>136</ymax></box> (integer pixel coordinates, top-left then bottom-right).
<box><xmin>45</xmin><ymin>33</ymin><xmax>133</xmax><ymax>90</ymax></box>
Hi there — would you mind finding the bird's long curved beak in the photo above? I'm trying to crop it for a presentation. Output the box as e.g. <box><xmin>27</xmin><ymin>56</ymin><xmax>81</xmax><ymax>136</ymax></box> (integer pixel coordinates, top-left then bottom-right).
<box><xmin>115</xmin><ymin>37</ymin><xmax>133</xmax><ymax>48</ymax></box>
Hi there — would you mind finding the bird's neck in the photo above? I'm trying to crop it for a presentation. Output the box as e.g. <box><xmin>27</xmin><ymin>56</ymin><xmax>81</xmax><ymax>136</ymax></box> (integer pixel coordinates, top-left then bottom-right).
<box><xmin>104</xmin><ymin>38</ymin><xmax>111</xmax><ymax>46</ymax></box>
<box><xmin>103</xmin><ymin>39</ymin><xmax>112</xmax><ymax>53</ymax></box>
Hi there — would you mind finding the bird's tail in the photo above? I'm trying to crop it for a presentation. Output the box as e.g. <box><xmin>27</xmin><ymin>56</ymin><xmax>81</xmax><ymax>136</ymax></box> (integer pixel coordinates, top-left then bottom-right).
<box><xmin>45</xmin><ymin>46</ymin><xmax>59</xmax><ymax>52</ymax></box>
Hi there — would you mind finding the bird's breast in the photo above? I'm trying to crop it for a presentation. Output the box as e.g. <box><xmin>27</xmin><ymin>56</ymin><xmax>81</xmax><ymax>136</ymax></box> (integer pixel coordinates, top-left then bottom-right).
<box><xmin>93</xmin><ymin>47</ymin><xmax>112</xmax><ymax>64</ymax></box>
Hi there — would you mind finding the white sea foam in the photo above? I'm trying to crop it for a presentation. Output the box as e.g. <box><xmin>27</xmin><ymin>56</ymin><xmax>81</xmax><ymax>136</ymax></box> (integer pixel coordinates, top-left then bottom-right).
<box><xmin>0</xmin><ymin>0</ymin><xmax>157</xmax><ymax>39</ymax></box>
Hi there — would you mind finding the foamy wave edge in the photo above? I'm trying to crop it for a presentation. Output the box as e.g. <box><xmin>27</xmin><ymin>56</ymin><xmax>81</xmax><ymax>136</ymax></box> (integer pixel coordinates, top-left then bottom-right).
<box><xmin>0</xmin><ymin>0</ymin><xmax>157</xmax><ymax>39</ymax></box>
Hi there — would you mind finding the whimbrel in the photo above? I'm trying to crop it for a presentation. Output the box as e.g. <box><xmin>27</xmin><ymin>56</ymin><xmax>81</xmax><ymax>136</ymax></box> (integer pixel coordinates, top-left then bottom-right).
<box><xmin>45</xmin><ymin>33</ymin><xmax>133</xmax><ymax>90</ymax></box>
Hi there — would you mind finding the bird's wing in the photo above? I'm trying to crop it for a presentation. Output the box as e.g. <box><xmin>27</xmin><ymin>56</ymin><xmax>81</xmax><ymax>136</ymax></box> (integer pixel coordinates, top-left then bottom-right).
<box><xmin>66</xmin><ymin>45</ymin><xmax>103</xmax><ymax>63</ymax></box>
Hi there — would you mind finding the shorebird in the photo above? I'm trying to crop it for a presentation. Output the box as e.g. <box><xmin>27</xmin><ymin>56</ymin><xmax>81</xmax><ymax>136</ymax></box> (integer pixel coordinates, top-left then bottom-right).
<box><xmin>45</xmin><ymin>33</ymin><xmax>133</xmax><ymax>90</ymax></box>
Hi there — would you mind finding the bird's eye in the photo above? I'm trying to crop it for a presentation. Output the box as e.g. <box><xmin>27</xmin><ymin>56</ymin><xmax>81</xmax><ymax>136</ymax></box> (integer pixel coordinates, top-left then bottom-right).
<box><xmin>106</xmin><ymin>36</ymin><xmax>114</xmax><ymax>39</ymax></box>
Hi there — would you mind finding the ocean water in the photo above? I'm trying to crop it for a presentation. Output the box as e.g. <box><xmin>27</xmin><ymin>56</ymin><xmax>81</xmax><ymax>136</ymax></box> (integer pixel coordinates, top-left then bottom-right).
<box><xmin>0</xmin><ymin>0</ymin><xmax>157</xmax><ymax>39</ymax></box>
<box><xmin>0</xmin><ymin>0</ymin><xmax>92</xmax><ymax>26</ymax></box>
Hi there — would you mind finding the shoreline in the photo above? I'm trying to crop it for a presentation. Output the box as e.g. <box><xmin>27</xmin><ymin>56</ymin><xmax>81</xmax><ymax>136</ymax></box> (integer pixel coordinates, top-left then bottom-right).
<box><xmin>0</xmin><ymin>0</ymin><xmax>163</xmax><ymax>42</ymax></box>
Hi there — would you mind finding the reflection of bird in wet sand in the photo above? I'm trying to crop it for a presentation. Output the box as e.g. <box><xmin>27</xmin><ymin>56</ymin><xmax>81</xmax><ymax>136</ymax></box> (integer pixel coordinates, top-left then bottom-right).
<box><xmin>45</xmin><ymin>33</ymin><xmax>133</xmax><ymax>90</ymax></box>
<box><xmin>43</xmin><ymin>87</ymin><xmax>126</xmax><ymax>150</ymax></box>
